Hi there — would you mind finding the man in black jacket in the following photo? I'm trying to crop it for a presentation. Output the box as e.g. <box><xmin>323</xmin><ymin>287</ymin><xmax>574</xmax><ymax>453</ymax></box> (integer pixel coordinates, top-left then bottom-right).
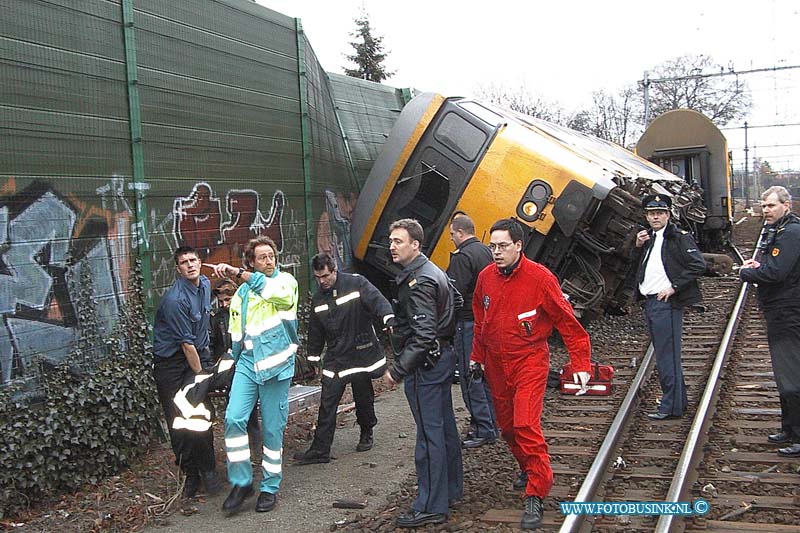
<box><xmin>294</xmin><ymin>253</ymin><xmax>394</xmax><ymax>465</ymax></box>
<box><xmin>635</xmin><ymin>194</ymin><xmax>706</xmax><ymax>420</ymax></box>
<box><xmin>383</xmin><ymin>218</ymin><xmax>463</xmax><ymax>528</ymax></box>
<box><xmin>446</xmin><ymin>214</ymin><xmax>497</xmax><ymax>448</ymax></box>
<box><xmin>740</xmin><ymin>186</ymin><xmax>800</xmax><ymax>455</ymax></box>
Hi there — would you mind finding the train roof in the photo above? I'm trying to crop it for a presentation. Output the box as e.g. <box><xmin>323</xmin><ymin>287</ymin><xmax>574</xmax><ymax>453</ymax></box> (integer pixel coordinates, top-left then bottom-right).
<box><xmin>498</xmin><ymin>106</ymin><xmax>683</xmax><ymax>190</ymax></box>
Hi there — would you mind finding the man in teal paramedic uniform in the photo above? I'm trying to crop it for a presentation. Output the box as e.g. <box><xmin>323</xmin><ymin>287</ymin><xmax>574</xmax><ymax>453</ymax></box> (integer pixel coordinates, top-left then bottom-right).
<box><xmin>210</xmin><ymin>236</ymin><xmax>298</xmax><ymax>514</ymax></box>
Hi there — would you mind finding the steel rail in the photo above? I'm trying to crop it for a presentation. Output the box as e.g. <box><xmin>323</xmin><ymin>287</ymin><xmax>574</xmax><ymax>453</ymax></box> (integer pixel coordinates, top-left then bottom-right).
<box><xmin>654</xmin><ymin>236</ymin><xmax>762</xmax><ymax>532</ymax></box>
<box><xmin>559</xmin><ymin>343</ymin><xmax>656</xmax><ymax>533</ymax></box>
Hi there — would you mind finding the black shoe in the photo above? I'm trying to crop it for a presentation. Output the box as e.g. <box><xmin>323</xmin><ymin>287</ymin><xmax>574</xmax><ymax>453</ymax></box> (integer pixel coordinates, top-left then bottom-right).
<box><xmin>222</xmin><ymin>485</ymin><xmax>254</xmax><ymax>513</ymax></box>
<box><xmin>356</xmin><ymin>427</ymin><xmax>374</xmax><ymax>452</ymax></box>
<box><xmin>513</xmin><ymin>471</ymin><xmax>528</xmax><ymax>491</ymax></box>
<box><xmin>462</xmin><ymin>436</ymin><xmax>495</xmax><ymax>449</ymax></box>
<box><xmin>521</xmin><ymin>496</ymin><xmax>544</xmax><ymax>530</ymax></box>
<box><xmin>778</xmin><ymin>443</ymin><xmax>800</xmax><ymax>457</ymax></box>
<box><xmin>182</xmin><ymin>473</ymin><xmax>201</xmax><ymax>499</ymax></box>
<box><xmin>396</xmin><ymin>510</ymin><xmax>447</xmax><ymax>528</ymax></box>
<box><xmin>200</xmin><ymin>469</ymin><xmax>223</xmax><ymax>496</ymax></box>
<box><xmin>768</xmin><ymin>430</ymin><xmax>796</xmax><ymax>444</ymax></box>
<box><xmin>293</xmin><ymin>448</ymin><xmax>330</xmax><ymax>465</ymax></box>
<box><xmin>647</xmin><ymin>411</ymin><xmax>679</xmax><ymax>420</ymax></box>
<box><xmin>255</xmin><ymin>491</ymin><xmax>277</xmax><ymax>512</ymax></box>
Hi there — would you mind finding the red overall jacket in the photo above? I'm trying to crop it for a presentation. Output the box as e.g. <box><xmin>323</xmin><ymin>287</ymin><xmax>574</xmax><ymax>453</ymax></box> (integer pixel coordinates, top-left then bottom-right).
<box><xmin>472</xmin><ymin>256</ymin><xmax>591</xmax><ymax>374</ymax></box>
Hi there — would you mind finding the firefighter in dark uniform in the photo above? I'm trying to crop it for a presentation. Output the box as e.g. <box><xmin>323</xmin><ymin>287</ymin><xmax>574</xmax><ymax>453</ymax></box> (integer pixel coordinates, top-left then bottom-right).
<box><xmin>740</xmin><ymin>186</ymin><xmax>800</xmax><ymax>455</ymax></box>
<box><xmin>636</xmin><ymin>194</ymin><xmax>706</xmax><ymax>420</ymax></box>
<box><xmin>383</xmin><ymin>218</ymin><xmax>463</xmax><ymax>529</ymax></box>
<box><xmin>294</xmin><ymin>253</ymin><xmax>394</xmax><ymax>464</ymax></box>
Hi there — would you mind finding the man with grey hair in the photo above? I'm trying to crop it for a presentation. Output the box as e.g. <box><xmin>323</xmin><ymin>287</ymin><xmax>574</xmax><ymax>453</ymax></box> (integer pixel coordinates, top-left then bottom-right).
<box><xmin>740</xmin><ymin>185</ymin><xmax>800</xmax><ymax>455</ymax></box>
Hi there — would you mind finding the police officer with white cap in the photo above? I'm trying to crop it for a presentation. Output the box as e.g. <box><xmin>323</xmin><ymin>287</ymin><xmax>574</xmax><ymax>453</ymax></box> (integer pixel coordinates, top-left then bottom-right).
<box><xmin>635</xmin><ymin>194</ymin><xmax>706</xmax><ymax>420</ymax></box>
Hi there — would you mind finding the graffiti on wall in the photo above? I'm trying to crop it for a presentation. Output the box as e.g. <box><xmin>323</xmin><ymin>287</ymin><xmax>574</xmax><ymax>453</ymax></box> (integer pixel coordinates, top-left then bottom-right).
<box><xmin>0</xmin><ymin>179</ymin><xmax>131</xmax><ymax>384</ymax></box>
<box><xmin>0</xmin><ymin>176</ymin><xmax>359</xmax><ymax>385</ymax></box>
<box><xmin>316</xmin><ymin>190</ymin><xmax>357</xmax><ymax>271</ymax></box>
<box><xmin>173</xmin><ymin>182</ymin><xmax>286</xmax><ymax>267</ymax></box>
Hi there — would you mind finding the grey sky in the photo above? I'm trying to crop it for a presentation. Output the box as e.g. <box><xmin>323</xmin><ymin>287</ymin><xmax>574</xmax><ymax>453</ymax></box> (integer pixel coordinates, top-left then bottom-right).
<box><xmin>260</xmin><ymin>0</ymin><xmax>800</xmax><ymax>172</ymax></box>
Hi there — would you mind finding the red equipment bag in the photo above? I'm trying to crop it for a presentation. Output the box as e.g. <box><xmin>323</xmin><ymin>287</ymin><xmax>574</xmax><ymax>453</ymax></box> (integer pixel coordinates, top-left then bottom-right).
<box><xmin>560</xmin><ymin>361</ymin><xmax>614</xmax><ymax>396</ymax></box>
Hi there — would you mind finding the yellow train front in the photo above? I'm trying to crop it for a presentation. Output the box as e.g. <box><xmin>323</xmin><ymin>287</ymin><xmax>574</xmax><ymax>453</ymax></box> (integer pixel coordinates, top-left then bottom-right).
<box><xmin>351</xmin><ymin>93</ymin><xmax>704</xmax><ymax>319</ymax></box>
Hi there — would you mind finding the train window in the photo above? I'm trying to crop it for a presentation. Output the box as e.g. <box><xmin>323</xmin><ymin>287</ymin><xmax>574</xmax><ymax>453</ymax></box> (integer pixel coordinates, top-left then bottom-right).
<box><xmin>384</xmin><ymin>147</ymin><xmax>465</xmax><ymax>246</ymax></box>
<box><xmin>434</xmin><ymin>112</ymin><xmax>487</xmax><ymax>162</ymax></box>
<box><xmin>458</xmin><ymin>101</ymin><xmax>504</xmax><ymax>127</ymax></box>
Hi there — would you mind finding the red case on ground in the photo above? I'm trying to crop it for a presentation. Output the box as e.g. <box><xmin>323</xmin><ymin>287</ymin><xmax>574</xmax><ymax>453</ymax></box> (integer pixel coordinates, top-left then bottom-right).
<box><xmin>560</xmin><ymin>362</ymin><xmax>614</xmax><ymax>396</ymax></box>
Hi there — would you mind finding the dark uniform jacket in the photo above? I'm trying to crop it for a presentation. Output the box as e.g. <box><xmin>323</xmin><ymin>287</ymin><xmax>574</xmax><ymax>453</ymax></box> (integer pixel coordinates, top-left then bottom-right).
<box><xmin>308</xmin><ymin>272</ymin><xmax>393</xmax><ymax>381</ymax></box>
<box><xmin>446</xmin><ymin>237</ymin><xmax>493</xmax><ymax>322</ymax></box>
<box><xmin>209</xmin><ymin>308</ymin><xmax>231</xmax><ymax>360</ymax></box>
<box><xmin>388</xmin><ymin>254</ymin><xmax>455</xmax><ymax>382</ymax></box>
<box><xmin>635</xmin><ymin>221</ymin><xmax>706</xmax><ymax>308</ymax></box>
<box><xmin>740</xmin><ymin>213</ymin><xmax>800</xmax><ymax>309</ymax></box>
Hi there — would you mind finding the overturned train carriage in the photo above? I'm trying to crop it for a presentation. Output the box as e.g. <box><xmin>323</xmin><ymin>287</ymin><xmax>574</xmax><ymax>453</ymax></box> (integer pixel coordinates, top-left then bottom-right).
<box><xmin>351</xmin><ymin>93</ymin><xmax>709</xmax><ymax>320</ymax></box>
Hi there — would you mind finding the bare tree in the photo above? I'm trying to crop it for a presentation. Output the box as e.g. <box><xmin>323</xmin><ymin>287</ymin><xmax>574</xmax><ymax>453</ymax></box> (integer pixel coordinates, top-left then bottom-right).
<box><xmin>569</xmin><ymin>86</ymin><xmax>642</xmax><ymax>148</ymax></box>
<box><xmin>473</xmin><ymin>82</ymin><xmax>567</xmax><ymax>124</ymax></box>
<box><xmin>643</xmin><ymin>54</ymin><xmax>752</xmax><ymax>125</ymax></box>
<box><xmin>343</xmin><ymin>11</ymin><xmax>394</xmax><ymax>82</ymax></box>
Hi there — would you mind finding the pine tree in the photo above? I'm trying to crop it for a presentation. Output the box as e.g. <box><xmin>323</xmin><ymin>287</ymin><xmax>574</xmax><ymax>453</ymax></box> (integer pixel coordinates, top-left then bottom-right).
<box><xmin>343</xmin><ymin>13</ymin><xmax>394</xmax><ymax>82</ymax></box>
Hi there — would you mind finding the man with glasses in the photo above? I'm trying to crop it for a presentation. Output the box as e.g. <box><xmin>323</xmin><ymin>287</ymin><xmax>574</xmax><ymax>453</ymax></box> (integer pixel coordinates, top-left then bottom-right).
<box><xmin>635</xmin><ymin>194</ymin><xmax>706</xmax><ymax>422</ymax></box>
<box><xmin>211</xmin><ymin>236</ymin><xmax>298</xmax><ymax>514</ymax></box>
<box><xmin>471</xmin><ymin>218</ymin><xmax>592</xmax><ymax>530</ymax></box>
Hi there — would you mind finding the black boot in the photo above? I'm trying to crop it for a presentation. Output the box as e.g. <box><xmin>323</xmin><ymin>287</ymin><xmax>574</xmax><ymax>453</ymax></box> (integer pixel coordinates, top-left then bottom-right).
<box><xmin>222</xmin><ymin>484</ymin><xmax>254</xmax><ymax>513</ymax></box>
<box><xmin>356</xmin><ymin>426</ymin><xmax>374</xmax><ymax>452</ymax></box>
<box><xmin>182</xmin><ymin>473</ymin><xmax>201</xmax><ymax>499</ymax></box>
<box><xmin>255</xmin><ymin>491</ymin><xmax>277</xmax><ymax>512</ymax></box>
<box><xmin>200</xmin><ymin>469</ymin><xmax>223</xmax><ymax>496</ymax></box>
<box><xmin>521</xmin><ymin>495</ymin><xmax>543</xmax><ymax>530</ymax></box>
<box><xmin>293</xmin><ymin>448</ymin><xmax>330</xmax><ymax>465</ymax></box>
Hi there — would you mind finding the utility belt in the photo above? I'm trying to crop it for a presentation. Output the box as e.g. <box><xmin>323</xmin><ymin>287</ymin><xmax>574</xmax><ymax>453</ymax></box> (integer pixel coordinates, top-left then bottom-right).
<box><xmin>422</xmin><ymin>338</ymin><xmax>451</xmax><ymax>370</ymax></box>
<box><xmin>154</xmin><ymin>346</ymin><xmax>212</xmax><ymax>365</ymax></box>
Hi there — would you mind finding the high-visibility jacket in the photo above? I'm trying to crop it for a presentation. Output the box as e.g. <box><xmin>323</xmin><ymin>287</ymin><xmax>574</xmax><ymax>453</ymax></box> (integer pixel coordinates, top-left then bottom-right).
<box><xmin>308</xmin><ymin>272</ymin><xmax>393</xmax><ymax>381</ymax></box>
<box><xmin>172</xmin><ymin>354</ymin><xmax>235</xmax><ymax>432</ymax></box>
<box><xmin>229</xmin><ymin>269</ymin><xmax>299</xmax><ymax>384</ymax></box>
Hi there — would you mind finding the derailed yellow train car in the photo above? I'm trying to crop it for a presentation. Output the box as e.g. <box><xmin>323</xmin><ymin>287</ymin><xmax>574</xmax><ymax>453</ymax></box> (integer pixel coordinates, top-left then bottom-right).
<box><xmin>351</xmin><ymin>93</ymin><xmax>706</xmax><ymax>319</ymax></box>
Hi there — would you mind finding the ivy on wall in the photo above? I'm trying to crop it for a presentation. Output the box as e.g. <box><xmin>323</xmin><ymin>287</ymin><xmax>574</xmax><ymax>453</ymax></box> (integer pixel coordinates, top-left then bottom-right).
<box><xmin>0</xmin><ymin>262</ymin><xmax>162</xmax><ymax>518</ymax></box>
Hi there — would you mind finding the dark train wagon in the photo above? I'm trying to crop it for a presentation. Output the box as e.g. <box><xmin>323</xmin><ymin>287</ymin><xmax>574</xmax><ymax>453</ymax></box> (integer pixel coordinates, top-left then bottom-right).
<box><xmin>637</xmin><ymin>109</ymin><xmax>732</xmax><ymax>250</ymax></box>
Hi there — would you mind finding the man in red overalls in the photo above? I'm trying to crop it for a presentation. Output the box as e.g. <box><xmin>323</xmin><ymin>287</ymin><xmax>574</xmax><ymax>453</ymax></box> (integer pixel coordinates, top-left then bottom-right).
<box><xmin>471</xmin><ymin>218</ymin><xmax>591</xmax><ymax>530</ymax></box>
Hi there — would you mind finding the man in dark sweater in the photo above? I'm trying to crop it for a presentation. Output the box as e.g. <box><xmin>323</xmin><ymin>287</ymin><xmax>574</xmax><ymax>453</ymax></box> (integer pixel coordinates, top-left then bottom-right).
<box><xmin>446</xmin><ymin>214</ymin><xmax>497</xmax><ymax>448</ymax></box>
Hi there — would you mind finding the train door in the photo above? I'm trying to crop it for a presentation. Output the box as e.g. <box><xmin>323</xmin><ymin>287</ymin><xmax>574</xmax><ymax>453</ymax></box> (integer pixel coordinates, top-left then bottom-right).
<box><xmin>363</xmin><ymin>100</ymin><xmax>500</xmax><ymax>275</ymax></box>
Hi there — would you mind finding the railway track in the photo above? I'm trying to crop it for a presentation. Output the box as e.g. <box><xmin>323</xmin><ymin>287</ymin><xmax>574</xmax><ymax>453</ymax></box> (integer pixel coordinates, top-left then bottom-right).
<box><xmin>344</xmin><ymin>215</ymin><xmax>800</xmax><ymax>532</ymax></box>
<box><xmin>550</xmin><ymin>215</ymin><xmax>800</xmax><ymax>533</ymax></box>
<box><xmin>478</xmin><ymin>274</ymin><xmax>741</xmax><ymax>532</ymax></box>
